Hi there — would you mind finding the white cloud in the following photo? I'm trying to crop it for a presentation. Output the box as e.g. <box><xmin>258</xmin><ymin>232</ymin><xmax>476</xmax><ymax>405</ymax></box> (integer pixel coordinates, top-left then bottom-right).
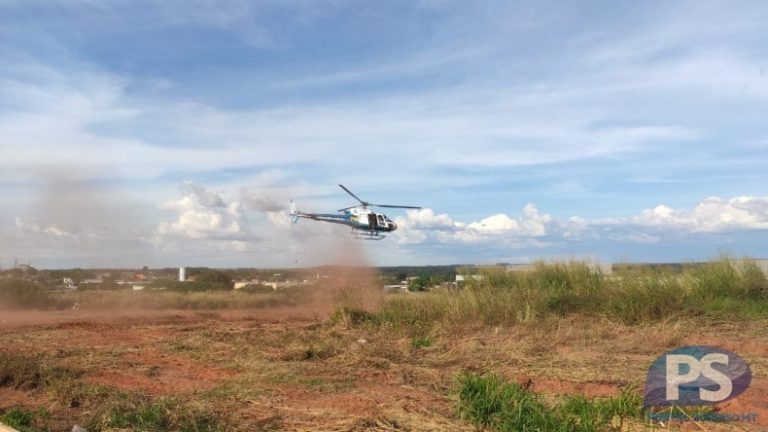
<box><xmin>400</xmin><ymin>208</ymin><xmax>463</xmax><ymax>230</ymax></box>
<box><xmin>395</xmin><ymin>203</ymin><xmax>554</xmax><ymax>245</ymax></box>
<box><xmin>632</xmin><ymin>196</ymin><xmax>768</xmax><ymax>232</ymax></box>
<box><xmin>15</xmin><ymin>217</ymin><xmax>75</xmax><ymax>238</ymax></box>
<box><xmin>467</xmin><ymin>214</ymin><xmax>521</xmax><ymax>233</ymax></box>
<box><xmin>157</xmin><ymin>183</ymin><xmax>245</xmax><ymax>240</ymax></box>
<box><xmin>2</xmin><ymin>1</ymin><xmax>768</xmax><ymax>266</ymax></box>
<box><xmin>393</xmin><ymin>196</ymin><xmax>768</xmax><ymax>247</ymax></box>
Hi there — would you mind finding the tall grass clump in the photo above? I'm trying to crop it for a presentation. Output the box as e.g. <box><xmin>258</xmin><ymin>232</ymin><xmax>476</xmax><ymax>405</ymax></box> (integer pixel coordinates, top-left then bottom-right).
<box><xmin>379</xmin><ymin>261</ymin><xmax>608</xmax><ymax>327</ymax></box>
<box><xmin>456</xmin><ymin>373</ymin><xmax>643</xmax><ymax>432</ymax></box>
<box><xmin>688</xmin><ymin>259</ymin><xmax>767</xmax><ymax>300</ymax></box>
<box><xmin>377</xmin><ymin>258</ymin><xmax>768</xmax><ymax>327</ymax></box>
<box><xmin>604</xmin><ymin>272</ymin><xmax>687</xmax><ymax>324</ymax></box>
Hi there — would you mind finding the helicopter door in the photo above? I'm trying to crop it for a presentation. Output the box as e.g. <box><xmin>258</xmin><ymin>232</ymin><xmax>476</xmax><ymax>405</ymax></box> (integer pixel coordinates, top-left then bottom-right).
<box><xmin>376</xmin><ymin>214</ymin><xmax>386</xmax><ymax>228</ymax></box>
<box><xmin>368</xmin><ymin>213</ymin><xmax>376</xmax><ymax>228</ymax></box>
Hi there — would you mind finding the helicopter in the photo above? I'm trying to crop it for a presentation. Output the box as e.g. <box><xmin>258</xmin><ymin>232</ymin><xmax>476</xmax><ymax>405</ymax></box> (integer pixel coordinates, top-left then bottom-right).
<box><xmin>289</xmin><ymin>185</ymin><xmax>421</xmax><ymax>240</ymax></box>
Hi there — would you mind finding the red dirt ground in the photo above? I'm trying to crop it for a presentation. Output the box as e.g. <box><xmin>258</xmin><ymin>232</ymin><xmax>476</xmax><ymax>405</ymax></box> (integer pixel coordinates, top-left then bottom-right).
<box><xmin>1</xmin><ymin>313</ymin><xmax>765</xmax><ymax>431</ymax></box>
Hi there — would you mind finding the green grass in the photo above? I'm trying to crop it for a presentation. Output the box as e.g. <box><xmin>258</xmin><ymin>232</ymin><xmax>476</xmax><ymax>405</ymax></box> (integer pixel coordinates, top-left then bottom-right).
<box><xmin>410</xmin><ymin>335</ymin><xmax>432</xmax><ymax>349</ymax></box>
<box><xmin>0</xmin><ymin>408</ymin><xmax>51</xmax><ymax>432</ymax></box>
<box><xmin>88</xmin><ymin>398</ymin><xmax>225</xmax><ymax>432</ymax></box>
<box><xmin>456</xmin><ymin>373</ymin><xmax>644</xmax><ymax>432</ymax></box>
<box><xmin>376</xmin><ymin>258</ymin><xmax>768</xmax><ymax>327</ymax></box>
<box><xmin>0</xmin><ymin>350</ymin><xmax>227</xmax><ymax>431</ymax></box>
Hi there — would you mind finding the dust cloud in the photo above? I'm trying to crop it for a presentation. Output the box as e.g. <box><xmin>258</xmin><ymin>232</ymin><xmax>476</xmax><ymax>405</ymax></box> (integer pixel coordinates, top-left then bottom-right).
<box><xmin>296</xmin><ymin>237</ymin><xmax>383</xmax><ymax>319</ymax></box>
<box><xmin>1</xmin><ymin>178</ymin><xmax>384</xmax><ymax>327</ymax></box>
<box><xmin>9</xmin><ymin>169</ymin><xmax>156</xmax><ymax>267</ymax></box>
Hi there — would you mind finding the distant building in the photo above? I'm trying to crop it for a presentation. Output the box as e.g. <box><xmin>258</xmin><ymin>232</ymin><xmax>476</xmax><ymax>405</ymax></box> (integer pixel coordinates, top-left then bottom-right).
<box><xmin>179</xmin><ymin>267</ymin><xmax>186</xmax><ymax>282</ymax></box>
<box><xmin>734</xmin><ymin>259</ymin><xmax>768</xmax><ymax>274</ymax></box>
<box><xmin>757</xmin><ymin>260</ymin><xmax>768</xmax><ymax>274</ymax></box>
<box><xmin>383</xmin><ymin>284</ymin><xmax>408</xmax><ymax>293</ymax></box>
<box><xmin>504</xmin><ymin>264</ymin><xmax>537</xmax><ymax>272</ymax></box>
<box><xmin>455</xmin><ymin>274</ymin><xmax>483</xmax><ymax>282</ymax></box>
<box><xmin>63</xmin><ymin>278</ymin><xmax>78</xmax><ymax>290</ymax></box>
<box><xmin>81</xmin><ymin>278</ymin><xmax>103</xmax><ymax>285</ymax></box>
<box><xmin>234</xmin><ymin>280</ymin><xmax>262</xmax><ymax>290</ymax></box>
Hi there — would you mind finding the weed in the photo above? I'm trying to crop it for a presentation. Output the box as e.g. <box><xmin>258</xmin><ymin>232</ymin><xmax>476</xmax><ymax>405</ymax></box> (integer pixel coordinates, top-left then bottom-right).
<box><xmin>0</xmin><ymin>352</ymin><xmax>42</xmax><ymax>390</ymax></box>
<box><xmin>457</xmin><ymin>373</ymin><xmax>557</xmax><ymax>431</ymax></box>
<box><xmin>0</xmin><ymin>407</ymin><xmax>51</xmax><ymax>432</ymax></box>
<box><xmin>410</xmin><ymin>335</ymin><xmax>432</xmax><ymax>349</ymax></box>
<box><xmin>330</xmin><ymin>306</ymin><xmax>379</xmax><ymax>326</ymax></box>
<box><xmin>456</xmin><ymin>373</ymin><xmax>644</xmax><ymax>432</ymax></box>
<box><xmin>302</xmin><ymin>344</ymin><xmax>337</xmax><ymax>361</ymax></box>
<box><xmin>88</xmin><ymin>398</ymin><xmax>226</xmax><ymax>432</ymax></box>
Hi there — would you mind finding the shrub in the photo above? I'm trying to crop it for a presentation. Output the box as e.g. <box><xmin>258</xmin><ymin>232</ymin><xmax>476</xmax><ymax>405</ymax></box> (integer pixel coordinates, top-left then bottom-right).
<box><xmin>0</xmin><ymin>279</ymin><xmax>62</xmax><ymax>309</ymax></box>
<box><xmin>0</xmin><ymin>352</ymin><xmax>43</xmax><ymax>390</ymax></box>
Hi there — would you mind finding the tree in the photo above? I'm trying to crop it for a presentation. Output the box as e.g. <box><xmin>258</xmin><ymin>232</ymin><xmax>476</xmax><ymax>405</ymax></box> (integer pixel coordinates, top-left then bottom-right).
<box><xmin>0</xmin><ymin>279</ymin><xmax>50</xmax><ymax>308</ymax></box>
<box><xmin>196</xmin><ymin>270</ymin><xmax>233</xmax><ymax>289</ymax></box>
<box><xmin>408</xmin><ymin>275</ymin><xmax>430</xmax><ymax>292</ymax></box>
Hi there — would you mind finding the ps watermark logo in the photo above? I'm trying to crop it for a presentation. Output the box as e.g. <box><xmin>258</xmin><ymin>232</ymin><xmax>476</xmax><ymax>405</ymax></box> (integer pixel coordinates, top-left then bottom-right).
<box><xmin>644</xmin><ymin>346</ymin><xmax>756</xmax><ymax>423</ymax></box>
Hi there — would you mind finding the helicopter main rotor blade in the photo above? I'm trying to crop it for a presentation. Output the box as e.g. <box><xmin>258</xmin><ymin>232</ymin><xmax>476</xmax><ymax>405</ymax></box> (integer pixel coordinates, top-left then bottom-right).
<box><xmin>338</xmin><ymin>184</ymin><xmax>368</xmax><ymax>206</ymax></box>
<box><xmin>337</xmin><ymin>205</ymin><xmax>359</xmax><ymax>212</ymax></box>
<box><xmin>372</xmin><ymin>204</ymin><xmax>422</xmax><ymax>209</ymax></box>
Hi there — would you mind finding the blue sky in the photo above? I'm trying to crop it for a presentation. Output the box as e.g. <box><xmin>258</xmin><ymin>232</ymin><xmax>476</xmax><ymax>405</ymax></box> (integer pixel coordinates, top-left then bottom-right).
<box><xmin>1</xmin><ymin>0</ymin><xmax>767</xmax><ymax>268</ymax></box>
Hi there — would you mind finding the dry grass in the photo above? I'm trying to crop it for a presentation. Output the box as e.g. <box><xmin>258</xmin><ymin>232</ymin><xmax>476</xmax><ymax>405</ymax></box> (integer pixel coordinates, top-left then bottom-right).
<box><xmin>49</xmin><ymin>286</ymin><xmax>310</xmax><ymax>311</ymax></box>
<box><xmin>1</xmin><ymin>313</ymin><xmax>765</xmax><ymax>431</ymax></box>
<box><xmin>1</xmin><ymin>260</ymin><xmax>766</xmax><ymax>431</ymax></box>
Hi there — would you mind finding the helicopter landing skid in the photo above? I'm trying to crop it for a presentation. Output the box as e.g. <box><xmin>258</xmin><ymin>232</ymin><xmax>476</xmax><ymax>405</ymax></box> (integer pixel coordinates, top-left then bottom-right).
<box><xmin>351</xmin><ymin>228</ymin><xmax>386</xmax><ymax>240</ymax></box>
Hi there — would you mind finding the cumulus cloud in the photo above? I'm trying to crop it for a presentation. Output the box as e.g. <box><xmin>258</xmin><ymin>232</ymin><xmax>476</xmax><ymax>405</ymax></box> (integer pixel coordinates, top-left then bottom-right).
<box><xmin>394</xmin><ymin>196</ymin><xmax>768</xmax><ymax>247</ymax></box>
<box><xmin>15</xmin><ymin>218</ymin><xmax>76</xmax><ymax>238</ymax></box>
<box><xmin>632</xmin><ymin>196</ymin><xmax>768</xmax><ymax>232</ymax></box>
<box><xmin>466</xmin><ymin>204</ymin><xmax>551</xmax><ymax>237</ymax></box>
<box><xmin>399</xmin><ymin>208</ymin><xmax>463</xmax><ymax>230</ymax></box>
<box><xmin>394</xmin><ymin>203</ymin><xmax>554</xmax><ymax>245</ymax></box>
<box><xmin>157</xmin><ymin>182</ymin><xmax>246</xmax><ymax>240</ymax></box>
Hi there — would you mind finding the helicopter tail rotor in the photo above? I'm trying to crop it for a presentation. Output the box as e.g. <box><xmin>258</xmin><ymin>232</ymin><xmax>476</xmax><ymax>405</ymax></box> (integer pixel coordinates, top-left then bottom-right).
<box><xmin>289</xmin><ymin>200</ymin><xmax>299</xmax><ymax>224</ymax></box>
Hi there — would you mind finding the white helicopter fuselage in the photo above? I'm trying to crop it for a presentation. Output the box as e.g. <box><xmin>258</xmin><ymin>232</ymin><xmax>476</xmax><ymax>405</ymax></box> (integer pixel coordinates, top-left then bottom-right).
<box><xmin>289</xmin><ymin>185</ymin><xmax>418</xmax><ymax>240</ymax></box>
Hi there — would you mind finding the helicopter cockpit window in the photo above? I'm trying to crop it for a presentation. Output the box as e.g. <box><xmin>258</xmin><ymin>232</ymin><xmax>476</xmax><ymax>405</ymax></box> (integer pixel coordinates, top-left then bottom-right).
<box><xmin>377</xmin><ymin>215</ymin><xmax>386</xmax><ymax>225</ymax></box>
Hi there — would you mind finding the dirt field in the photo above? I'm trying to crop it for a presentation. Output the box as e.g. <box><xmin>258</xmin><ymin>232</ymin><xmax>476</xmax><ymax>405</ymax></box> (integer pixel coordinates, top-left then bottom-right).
<box><xmin>1</xmin><ymin>308</ymin><xmax>766</xmax><ymax>431</ymax></box>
